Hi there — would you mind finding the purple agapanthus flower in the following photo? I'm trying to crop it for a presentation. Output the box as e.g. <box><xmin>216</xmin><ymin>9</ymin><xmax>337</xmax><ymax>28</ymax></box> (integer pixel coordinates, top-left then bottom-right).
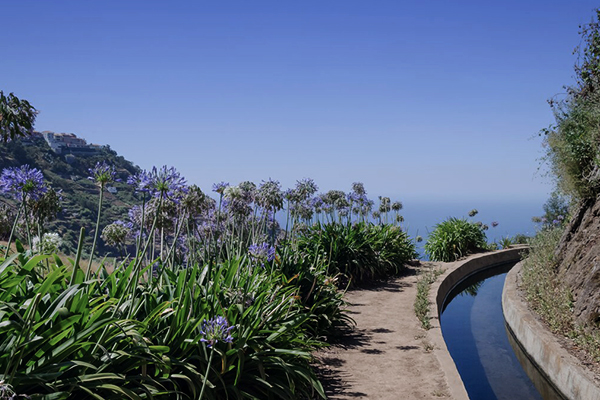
<box><xmin>391</xmin><ymin>201</ymin><xmax>403</xmax><ymax>212</ymax></box>
<box><xmin>88</xmin><ymin>161</ymin><xmax>119</xmax><ymax>188</ymax></box>
<box><xmin>256</xmin><ymin>179</ymin><xmax>283</xmax><ymax>212</ymax></box>
<box><xmin>0</xmin><ymin>165</ymin><xmax>47</xmax><ymax>201</ymax></box>
<box><xmin>212</xmin><ymin>181</ymin><xmax>229</xmax><ymax>194</ymax></box>
<box><xmin>310</xmin><ymin>196</ymin><xmax>323</xmax><ymax>212</ymax></box>
<box><xmin>248</xmin><ymin>242</ymin><xmax>276</xmax><ymax>266</ymax></box>
<box><xmin>131</xmin><ymin>166</ymin><xmax>188</xmax><ymax>201</ymax></box>
<box><xmin>127</xmin><ymin>169</ymin><xmax>152</xmax><ymax>193</ymax></box>
<box><xmin>351</xmin><ymin>182</ymin><xmax>366</xmax><ymax>196</ymax></box>
<box><xmin>346</xmin><ymin>192</ymin><xmax>362</xmax><ymax>203</ymax></box>
<box><xmin>294</xmin><ymin>178</ymin><xmax>318</xmax><ymax>200</ymax></box>
<box><xmin>200</xmin><ymin>316</ymin><xmax>234</xmax><ymax>347</ymax></box>
<box><xmin>150</xmin><ymin>166</ymin><xmax>187</xmax><ymax>199</ymax></box>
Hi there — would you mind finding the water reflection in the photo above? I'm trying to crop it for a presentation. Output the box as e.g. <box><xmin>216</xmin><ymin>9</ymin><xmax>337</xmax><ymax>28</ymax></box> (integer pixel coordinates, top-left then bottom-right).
<box><xmin>441</xmin><ymin>263</ymin><xmax>560</xmax><ymax>400</ymax></box>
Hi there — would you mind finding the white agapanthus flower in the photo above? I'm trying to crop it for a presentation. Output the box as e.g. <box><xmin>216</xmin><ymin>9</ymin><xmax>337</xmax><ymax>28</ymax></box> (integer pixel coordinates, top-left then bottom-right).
<box><xmin>32</xmin><ymin>232</ymin><xmax>62</xmax><ymax>254</ymax></box>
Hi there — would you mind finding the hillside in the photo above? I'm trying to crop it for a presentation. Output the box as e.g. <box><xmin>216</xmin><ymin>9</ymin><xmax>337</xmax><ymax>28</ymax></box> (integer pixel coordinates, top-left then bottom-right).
<box><xmin>555</xmin><ymin>199</ymin><xmax>600</xmax><ymax>327</ymax></box>
<box><xmin>0</xmin><ymin>134</ymin><xmax>139</xmax><ymax>256</ymax></box>
<box><xmin>528</xmin><ymin>9</ymin><xmax>600</xmax><ymax>358</ymax></box>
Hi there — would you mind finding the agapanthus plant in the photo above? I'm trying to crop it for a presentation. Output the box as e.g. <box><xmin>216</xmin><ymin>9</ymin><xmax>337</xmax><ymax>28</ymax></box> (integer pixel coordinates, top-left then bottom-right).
<box><xmin>248</xmin><ymin>242</ymin><xmax>276</xmax><ymax>267</ymax></box>
<box><xmin>27</xmin><ymin>187</ymin><xmax>62</xmax><ymax>239</ymax></box>
<box><xmin>32</xmin><ymin>232</ymin><xmax>62</xmax><ymax>255</ymax></box>
<box><xmin>86</xmin><ymin>162</ymin><xmax>119</xmax><ymax>277</ymax></box>
<box><xmin>200</xmin><ymin>315</ymin><xmax>234</xmax><ymax>347</ymax></box>
<box><xmin>199</xmin><ymin>315</ymin><xmax>235</xmax><ymax>399</ymax></box>
<box><xmin>101</xmin><ymin>220</ymin><xmax>132</xmax><ymax>257</ymax></box>
<box><xmin>0</xmin><ymin>165</ymin><xmax>47</xmax><ymax>201</ymax></box>
<box><xmin>256</xmin><ymin>179</ymin><xmax>283</xmax><ymax>213</ymax></box>
<box><xmin>212</xmin><ymin>181</ymin><xmax>229</xmax><ymax>195</ymax></box>
<box><xmin>126</xmin><ymin>167</ymin><xmax>190</xmax><ymax>274</ymax></box>
<box><xmin>148</xmin><ymin>165</ymin><xmax>187</xmax><ymax>201</ymax></box>
<box><xmin>0</xmin><ymin>165</ymin><xmax>47</xmax><ymax>253</ymax></box>
<box><xmin>88</xmin><ymin>161</ymin><xmax>119</xmax><ymax>189</ymax></box>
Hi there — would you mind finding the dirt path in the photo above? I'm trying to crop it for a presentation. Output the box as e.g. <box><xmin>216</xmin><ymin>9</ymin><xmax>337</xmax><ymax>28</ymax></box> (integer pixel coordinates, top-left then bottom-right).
<box><xmin>315</xmin><ymin>264</ymin><xmax>451</xmax><ymax>399</ymax></box>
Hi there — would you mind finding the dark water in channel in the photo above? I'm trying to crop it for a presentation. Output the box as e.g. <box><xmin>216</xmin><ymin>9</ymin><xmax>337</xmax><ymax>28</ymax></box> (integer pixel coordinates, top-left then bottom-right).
<box><xmin>440</xmin><ymin>263</ymin><xmax>561</xmax><ymax>400</ymax></box>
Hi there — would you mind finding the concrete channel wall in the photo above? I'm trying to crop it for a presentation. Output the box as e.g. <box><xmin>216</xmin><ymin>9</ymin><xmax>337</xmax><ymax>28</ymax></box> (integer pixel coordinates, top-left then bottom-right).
<box><xmin>426</xmin><ymin>247</ymin><xmax>527</xmax><ymax>400</ymax></box>
<box><xmin>503</xmin><ymin>262</ymin><xmax>600</xmax><ymax>400</ymax></box>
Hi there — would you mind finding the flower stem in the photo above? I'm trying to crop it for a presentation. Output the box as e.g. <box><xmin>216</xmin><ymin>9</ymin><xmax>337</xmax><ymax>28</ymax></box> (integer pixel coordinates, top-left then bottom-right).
<box><xmin>199</xmin><ymin>347</ymin><xmax>215</xmax><ymax>400</ymax></box>
<box><xmin>4</xmin><ymin>204</ymin><xmax>22</xmax><ymax>258</ymax></box>
<box><xmin>86</xmin><ymin>187</ymin><xmax>104</xmax><ymax>280</ymax></box>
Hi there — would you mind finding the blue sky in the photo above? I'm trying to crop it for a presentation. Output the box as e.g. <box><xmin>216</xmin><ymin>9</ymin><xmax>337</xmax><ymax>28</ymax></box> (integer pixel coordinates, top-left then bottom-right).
<box><xmin>3</xmin><ymin>1</ymin><xmax>598</xmax><ymax>208</ymax></box>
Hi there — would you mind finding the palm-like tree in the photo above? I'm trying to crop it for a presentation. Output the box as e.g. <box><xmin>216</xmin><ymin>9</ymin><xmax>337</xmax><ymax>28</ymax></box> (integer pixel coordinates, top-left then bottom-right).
<box><xmin>0</xmin><ymin>91</ymin><xmax>37</xmax><ymax>143</ymax></box>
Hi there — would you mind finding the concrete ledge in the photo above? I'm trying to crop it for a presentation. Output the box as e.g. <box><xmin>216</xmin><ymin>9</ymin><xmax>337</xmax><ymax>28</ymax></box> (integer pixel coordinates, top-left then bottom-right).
<box><xmin>503</xmin><ymin>262</ymin><xmax>600</xmax><ymax>400</ymax></box>
<box><xmin>426</xmin><ymin>247</ymin><xmax>526</xmax><ymax>399</ymax></box>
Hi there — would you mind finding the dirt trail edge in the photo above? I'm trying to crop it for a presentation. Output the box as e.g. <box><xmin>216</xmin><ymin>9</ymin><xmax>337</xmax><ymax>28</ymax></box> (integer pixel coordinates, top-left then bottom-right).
<box><xmin>315</xmin><ymin>263</ymin><xmax>452</xmax><ymax>399</ymax></box>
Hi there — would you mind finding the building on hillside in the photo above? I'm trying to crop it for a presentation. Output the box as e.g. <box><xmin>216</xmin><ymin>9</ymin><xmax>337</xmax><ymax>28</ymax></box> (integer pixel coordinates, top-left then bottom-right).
<box><xmin>41</xmin><ymin>131</ymin><xmax>100</xmax><ymax>156</ymax></box>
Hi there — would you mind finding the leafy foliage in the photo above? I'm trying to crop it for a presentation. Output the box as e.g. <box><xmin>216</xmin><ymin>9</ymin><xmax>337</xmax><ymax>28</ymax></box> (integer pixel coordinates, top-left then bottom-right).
<box><xmin>0</xmin><ymin>92</ymin><xmax>37</xmax><ymax>143</ymax></box>
<box><xmin>0</xmin><ymin>249</ymin><xmax>338</xmax><ymax>399</ymax></box>
<box><xmin>543</xmin><ymin>9</ymin><xmax>600</xmax><ymax>200</ymax></box>
<box><xmin>296</xmin><ymin>222</ymin><xmax>417</xmax><ymax>285</ymax></box>
<box><xmin>424</xmin><ymin>217</ymin><xmax>487</xmax><ymax>262</ymax></box>
<box><xmin>0</xmin><ymin>134</ymin><xmax>420</xmax><ymax>398</ymax></box>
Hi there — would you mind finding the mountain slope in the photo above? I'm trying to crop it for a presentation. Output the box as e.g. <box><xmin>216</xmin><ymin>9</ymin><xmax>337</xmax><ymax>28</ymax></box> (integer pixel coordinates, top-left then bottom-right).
<box><xmin>0</xmin><ymin>135</ymin><xmax>139</xmax><ymax>255</ymax></box>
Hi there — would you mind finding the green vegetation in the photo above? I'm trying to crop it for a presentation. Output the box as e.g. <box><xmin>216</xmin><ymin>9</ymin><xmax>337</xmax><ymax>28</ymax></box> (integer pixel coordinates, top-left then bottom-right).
<box><xmin>520</xmin><ymin>227</ymin><xmax>600</xmax><ymax>362</ymax></box>
<box><xmin>542</xmin><ymin>10</ymin><xmax>600</xmax><ymax>201</ymax></box>
<box><xmin>297</xmin><ymin>221</ymin><xmax>417</xmax><ymax>286</ymax></box>
<box><xmin>0</xmin><ymin>151</ymin><xmax>418</xmax><ymax>398</ymax></box>
<box><xmin>521</xmin><ymin>227</ymin><xmax>571</xmax><ymax>332</ymax></box>
<box><xmin>521</xmin><ymin>8</ymin><xmax>600</xmax><ymax>365</ymax></box>
<box><xmin>0</xmin><ymin>139</ymin><xmax>138</xmax><ymax>256</ymax></box>
<box><xmin>414</xmin><ymin>267</ymin><xmax>444</xmax><ymax>330</ymax></box>
<box><xmin>424</xmin><ymin>217</ymin><xmax>487</xmax><ymax>262</ymax></box>
<box><xmin>0</xmin><ymin>242</ymin><xmax>341</xmax><ymax>399</ymax></box>
<box><xmin>0</xmin><ymin>91</ymin><xmax>36</xmax><ymax>143</ymax></box>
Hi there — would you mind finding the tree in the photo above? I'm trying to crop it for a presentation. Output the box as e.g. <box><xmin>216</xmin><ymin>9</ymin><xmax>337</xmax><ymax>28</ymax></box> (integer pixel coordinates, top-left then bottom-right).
<box><xmin>0</xmin><ymin>91</ymin><xmax>37</xmax><ymax>143</ymax></box>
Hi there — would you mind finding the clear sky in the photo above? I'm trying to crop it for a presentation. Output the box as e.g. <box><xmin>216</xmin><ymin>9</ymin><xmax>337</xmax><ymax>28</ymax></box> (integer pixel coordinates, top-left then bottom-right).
<box><xmin>3</xmin><ymin>1</ymin><xmax>598</xmax><ymax>205</ymax></box>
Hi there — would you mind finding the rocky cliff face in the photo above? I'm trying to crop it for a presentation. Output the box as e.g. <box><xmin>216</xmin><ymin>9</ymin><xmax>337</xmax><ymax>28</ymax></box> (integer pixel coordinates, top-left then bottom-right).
<box><xmin>555</xmin><ymin>197</ymin><xmax>600</xmax><ymax>327</ymax></box>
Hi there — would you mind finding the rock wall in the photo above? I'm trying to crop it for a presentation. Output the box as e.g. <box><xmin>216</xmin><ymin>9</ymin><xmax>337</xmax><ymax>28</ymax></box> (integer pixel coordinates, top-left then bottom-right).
<box><xmin>555</xmin><ymin>196</ymin><xmax>600</xmax><ymax>327</ymax></box>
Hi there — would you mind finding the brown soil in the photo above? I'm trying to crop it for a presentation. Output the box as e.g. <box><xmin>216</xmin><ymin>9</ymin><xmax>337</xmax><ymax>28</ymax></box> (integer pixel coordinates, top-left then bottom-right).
<box><xmin>314</xmin><ymin>264</ymin><xmax>450</xmax><ymax>399</ymax></box>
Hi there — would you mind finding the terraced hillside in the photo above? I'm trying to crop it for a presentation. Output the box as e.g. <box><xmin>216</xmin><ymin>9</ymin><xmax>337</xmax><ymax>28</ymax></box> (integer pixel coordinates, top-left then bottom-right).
<box><xmin>0</xmin><ymin>135</ymin><xmax>139</xmax><ymax>256</ymax></box>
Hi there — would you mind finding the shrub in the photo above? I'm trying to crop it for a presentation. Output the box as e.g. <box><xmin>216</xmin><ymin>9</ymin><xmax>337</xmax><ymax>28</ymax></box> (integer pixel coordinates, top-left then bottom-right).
<box><xmin>276</xmin><ymin>246</ymin><xmax>353</xmax><ymax>338</ymax></box>
<box><xmin>296</xmin><ymin>222</ymin><xmax>417</xmax><ymax>285</ymax></box>
<box><xmin>542</xmin><ymin>9</ymin><xmax>600</xmax><ymax>200</ymax></box>
<box><xmin>424</xmin><ymin>217</ymin><xmax>487</xmax><ymax>262</ymax></box>
<box><xmin>511</xmin><ymin>233</ymin><xmax>530</xmax><ymax>244</ymax></box>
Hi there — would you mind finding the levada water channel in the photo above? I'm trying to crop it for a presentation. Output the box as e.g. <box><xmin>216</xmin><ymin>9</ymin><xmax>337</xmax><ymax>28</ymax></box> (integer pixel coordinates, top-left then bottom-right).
<box><xmin>440</xmin><ymin>262</ymin><xmax>564</xmax><ymax>400</ymax></box>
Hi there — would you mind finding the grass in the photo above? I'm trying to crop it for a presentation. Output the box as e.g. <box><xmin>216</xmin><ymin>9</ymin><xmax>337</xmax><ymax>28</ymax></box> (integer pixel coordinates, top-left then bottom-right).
<box><xmin>520</xmin><ymin>227</ymin><xmax>600</xmax><ymax>362</ymax></box>
<box><xmin>414</xmin><ymin>266</ymin><xmax>445</xmax><ymax>330</ymax></box>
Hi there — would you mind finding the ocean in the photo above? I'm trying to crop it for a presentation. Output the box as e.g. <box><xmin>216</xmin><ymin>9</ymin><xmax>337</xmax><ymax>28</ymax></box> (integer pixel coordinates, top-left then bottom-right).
<box><xmin>400</xmin><ymin>199</ymin><xmax>544</xmax><ymax>258</ymax></box>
